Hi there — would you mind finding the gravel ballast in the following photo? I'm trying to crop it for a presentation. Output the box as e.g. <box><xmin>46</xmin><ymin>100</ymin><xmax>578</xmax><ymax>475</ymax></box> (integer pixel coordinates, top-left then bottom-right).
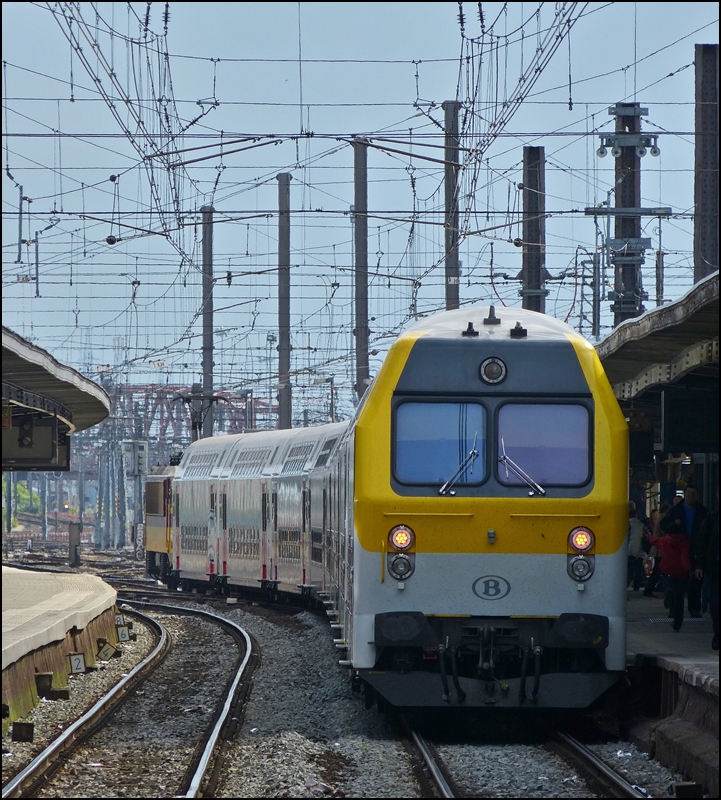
<box><xmin>35</xmin><ymin>613</ymin><xmax>240</xmax><ymax>798</ymax></box>
<box><xmin>436</xmin><ymin>741</ymin><xmax>597</xmax><ymax>798</ymax></box>
<box><xmin>215</xmin><ymin>605</ymin><xmax>421</xmax><ymax>798</ymax></box>
<box><xmin>586</xmin><ymin>742</ymin><xmax>684</xmax><ymax>798</ymax></box>
<box><xmin>2</xmin><ymin>616</ymin><xmax>155</xmax><ymax>784</ymax></box>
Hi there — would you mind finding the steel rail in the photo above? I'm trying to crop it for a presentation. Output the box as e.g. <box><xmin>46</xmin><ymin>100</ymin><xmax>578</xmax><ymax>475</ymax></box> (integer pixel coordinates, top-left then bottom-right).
<box><xmin>410</xmin><ymin>729</ymin><xmax>455</xmax><ymax>799</ymax></box>
<box><xmin>556</xmin><ymin>731</ymin><xmax>649</xmax><ymax>799</ymax></box>
<box><xmin>2</xmin><ymin>608</ymin><xmax>168</xmax><ymax>799</ymax></box>
<box><xmin>120</xmin><ymin>599</ymin><xmax>253</xmax><ymax>799</ymax></box>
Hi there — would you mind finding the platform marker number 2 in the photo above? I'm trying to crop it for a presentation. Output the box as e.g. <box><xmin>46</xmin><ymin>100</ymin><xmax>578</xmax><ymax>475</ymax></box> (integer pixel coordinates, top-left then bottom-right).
<box><xmin>69</xmin><ymin>653</ymin><xmax>86</xmax><ymax>674</ymax></box>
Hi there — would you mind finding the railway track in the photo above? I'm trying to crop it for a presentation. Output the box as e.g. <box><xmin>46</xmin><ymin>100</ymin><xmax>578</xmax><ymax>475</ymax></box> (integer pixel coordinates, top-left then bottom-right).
<box><xmin>2</xmin><ymin>602</ymin><xmax>254</xmax><ymax>799</ymax></box>
<box><xmin>410</xmin><ymin>729</ymin><xmax>456</xmax><ymax>798</ymax></box>
<box><xmin>102</xmin><ymin>577</ymin><xmax>172</xmax><ymax>593</ymax></box>
<box><xmin>409</xmin><ymin>728</ymin><xmax>650</xmax><ymax>799</ymax></box>
<box><xmin>552</xmin><ymin>732</ymin><xmax>650</xmax><ymax>799</ymax></box>
<box><xmin>3</xmin><ymin>548</ymin><xmax>143</xmax><ymax>575</ymax></box>
<box><xmin>2</xmin><ymin>607</ymin><xmax>168</xmax><ymax>799</ymax></box>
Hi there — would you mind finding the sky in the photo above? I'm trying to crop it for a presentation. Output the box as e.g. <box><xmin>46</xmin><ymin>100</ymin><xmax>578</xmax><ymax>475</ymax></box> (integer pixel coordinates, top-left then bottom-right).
<box><xmin>2</xmin><ymin>2</ymin><xmax>718</xmax><ymax>427</ymax></box>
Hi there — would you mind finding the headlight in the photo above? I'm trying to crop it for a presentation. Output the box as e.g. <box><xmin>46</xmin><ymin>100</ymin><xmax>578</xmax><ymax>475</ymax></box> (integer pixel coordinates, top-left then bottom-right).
<box><xmin>389</xmin><ymin>554</ymin><xmax>414</xmax><ymax>580</ymax></box>
<box><xmin>389</xmin><ymin>524</ymin><xmax>415</xmax><ymax>551</ymax></box>
<box><xmin>568</xmin><ymin>555</ymin><xmax>595</xmax><ymax>582</ymax></box>
<box><xmin>569</xmin><ymin>526</ymin><xmax>594</xmax><ymax>552</ymax></box>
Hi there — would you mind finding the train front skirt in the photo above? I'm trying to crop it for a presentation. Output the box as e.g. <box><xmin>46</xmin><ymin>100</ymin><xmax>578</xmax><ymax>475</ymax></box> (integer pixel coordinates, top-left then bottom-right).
<box><xmin>359</xmin><ymin>668</ymin><xmax>623</xmax><ymax>708</ymax></box>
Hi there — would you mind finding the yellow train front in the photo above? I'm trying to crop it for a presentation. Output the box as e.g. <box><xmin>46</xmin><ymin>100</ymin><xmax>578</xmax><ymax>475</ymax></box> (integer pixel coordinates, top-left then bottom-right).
<box><xmin>350</xmin><ymin>305</ymin><xmax>628</xmax><ymax>708</ymax></box>
<box><xmin>166</xmin><ymin>304</ymin><xmax>628</xmax><ymax>710</ymax></box>
<box><xmin>143</xmin><ymin>465</ymin><xmax>176</xmax><ymax>584</ymax></box>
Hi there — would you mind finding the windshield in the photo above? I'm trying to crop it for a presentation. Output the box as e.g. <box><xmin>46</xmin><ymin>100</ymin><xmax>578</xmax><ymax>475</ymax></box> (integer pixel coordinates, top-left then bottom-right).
<box><xmin>395</xmin><ymin>402</ymin><xmax>486</xmax><ymax>485</ymax></box>
<box><xmin>497</xmin><ymin>404</ymin><xmax>590</xmax><ymax>486</ymax></box>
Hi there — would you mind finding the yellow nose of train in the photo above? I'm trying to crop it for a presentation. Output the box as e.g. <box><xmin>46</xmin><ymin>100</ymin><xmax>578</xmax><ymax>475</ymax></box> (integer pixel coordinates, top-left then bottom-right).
<box><xmin>350</xmin><ymin>305</ymin><xmax>628</xmax><ymax>708</ymax></box>
<box><xmin>165</xmin><ymin>304</ymin><xmax>628</xmax><ymax>711</ymax></box>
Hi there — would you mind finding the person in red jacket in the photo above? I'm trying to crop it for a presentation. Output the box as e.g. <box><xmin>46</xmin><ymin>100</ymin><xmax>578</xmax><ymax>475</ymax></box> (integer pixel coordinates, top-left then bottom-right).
<box><xmin>646</xmin><ymin>529</ymin><xmax>692</xmax><ymax>631</ymax></box>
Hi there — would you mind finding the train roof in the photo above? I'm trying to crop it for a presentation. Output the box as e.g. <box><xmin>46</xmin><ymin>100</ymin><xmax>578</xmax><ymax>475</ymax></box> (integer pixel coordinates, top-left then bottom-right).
<box><xmin>147</xmin><ymin>465</ymin><xmax>177</xmax><ymax>481</ymax></box>
<box><xmin>175</xmin><ymin>420</ymin><xmax>350</xmax><ymax>481</ymax></box>
<box><xmin>400</xmin><ymin>305</ymin><xmax>584</xmax><ymax>342</ymax></box>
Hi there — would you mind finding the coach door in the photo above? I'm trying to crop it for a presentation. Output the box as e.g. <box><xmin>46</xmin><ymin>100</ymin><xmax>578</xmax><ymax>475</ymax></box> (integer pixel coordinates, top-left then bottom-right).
<box><xmin>270</xmin><ymin>481</ymin><xmax>278</xmax><ymax>581</ymax></box>
<box><xmin>301</xmin><ymin>479</ymin><xmax>309</xmax><ymax>586</ymax></box>
<box><xmin>220</xmin><ymin>485</ymin><xmax>228</xmax><ymax>576</ymax></box>
<box><xmin>322</xmin><ymin>484</ymin><xmax>329</xmax><ymax>591</ymax></box>
<box><xmin>208</xmin><ymin>484</ymin><xmax>217</xmax><ymax>577</ymax></box>
<box><xmin>261</xmin><ymin>482</ymin><xmax>269</xmax><ymax>580</ymax></box>
<box><xmin>173</xmin><ymin>486</ymin><xmax>181</xmax><ymax>571</ymax></box>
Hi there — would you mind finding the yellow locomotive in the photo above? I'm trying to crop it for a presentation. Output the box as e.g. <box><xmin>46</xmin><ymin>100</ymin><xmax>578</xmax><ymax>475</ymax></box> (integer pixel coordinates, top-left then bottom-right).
<box><xmin>155</xmin><ymin>305</ymin><xmax>628</xmax><ymax>708</ymax></box>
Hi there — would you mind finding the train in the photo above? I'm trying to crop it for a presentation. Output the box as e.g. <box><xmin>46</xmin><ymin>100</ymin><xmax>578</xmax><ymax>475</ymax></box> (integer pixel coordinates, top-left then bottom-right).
<box><xmin>144</xmin><ymin>305</ymin><xmax>628</xmax><ymax>709</ymax></box>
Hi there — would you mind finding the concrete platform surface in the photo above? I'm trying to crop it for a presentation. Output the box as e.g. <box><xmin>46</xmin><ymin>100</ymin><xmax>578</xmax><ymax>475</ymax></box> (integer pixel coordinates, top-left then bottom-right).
<box><xmin>2</xmin><ymin>566</ymin><xmax>116</xmax><ymax>670</ymax></box>
<box><xmin>626</xmin><ymin>589</ymin><xmax>718</xmax><ymax>694</ymax></box>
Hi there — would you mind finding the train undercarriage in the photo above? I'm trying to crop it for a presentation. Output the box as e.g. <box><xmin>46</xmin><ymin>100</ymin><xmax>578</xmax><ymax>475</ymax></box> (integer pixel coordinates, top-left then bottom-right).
<box><xmin>362</xmin><ymin>612</ymin><xmax>621</xmax><ymax>709</ymax></box>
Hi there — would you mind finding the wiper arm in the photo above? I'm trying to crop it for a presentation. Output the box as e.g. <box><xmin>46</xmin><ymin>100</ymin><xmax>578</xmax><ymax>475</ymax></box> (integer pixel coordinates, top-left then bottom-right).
<box><xmin>498</xmin><ymin>437</ymin><xmax>546</xmax><ymax>496</ymax></box>
<box><xmin>439</xmin><ymin>432</ymin><xmax>478</xmax><ymax>496</ymax></box>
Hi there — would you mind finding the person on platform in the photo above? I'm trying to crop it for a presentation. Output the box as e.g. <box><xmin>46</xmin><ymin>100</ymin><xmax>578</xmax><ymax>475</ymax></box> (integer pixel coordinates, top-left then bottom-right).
<box><xmin>627</xmin><ymin>501</ymin><xmax>646</xmax><ymax>592</ymax></box>
<box><xmin>649</xmin><ymin>503</ymin><xmax>676</xmax><ymax>612</ymax></box>
<box><xmin>661</xmin><ymin>485</ymin><xmax>708</xmax><ymax>616</ymax></box>
<box><xmin>694</xmin><ymin>489</ymin><xmax>719</xmax><ymax>650</ymax></box>
<box><xmin>642</xmin><ymin>507</ymin><xmax>663</xmax><ymax>597</ymax></box>
<box><xmin>653</xmin><ymin>503</ymin><xmax>670</xmax><ymax>536</ymax></box>
<box><xmin>646</xmin><ymin>525</ymin><xmax>692</xmax><ymax>632</ymax></box>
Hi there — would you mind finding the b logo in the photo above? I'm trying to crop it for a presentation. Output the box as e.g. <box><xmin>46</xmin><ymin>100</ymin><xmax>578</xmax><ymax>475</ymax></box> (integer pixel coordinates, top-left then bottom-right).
<box><xmin>472</xmin><ymin>575</ymin><xmax>511</xmax><ymax>600</ymax></box>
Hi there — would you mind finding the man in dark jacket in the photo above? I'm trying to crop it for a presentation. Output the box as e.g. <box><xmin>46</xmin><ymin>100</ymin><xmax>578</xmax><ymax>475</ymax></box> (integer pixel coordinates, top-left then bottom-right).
<box><xmin>661</xmin><ymin>485</ymin><xmax>708</xmax><ymax>616</ymax></box>
<box><xmin>695</xmin><ymin>490</ymin><xmax>719</xmax><ymax>650</ymax></box>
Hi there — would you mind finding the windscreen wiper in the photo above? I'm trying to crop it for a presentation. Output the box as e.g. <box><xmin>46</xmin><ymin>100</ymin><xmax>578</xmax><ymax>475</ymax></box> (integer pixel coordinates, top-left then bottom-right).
<box><xmin>498</xmin><ymin>437</ymin><xmax>546</xmax><ymax>496</ymax></box>
<box><xmin>439</xmin><ymin>432</ymin><xmax>478</xmax><ymax>496</ymax></box>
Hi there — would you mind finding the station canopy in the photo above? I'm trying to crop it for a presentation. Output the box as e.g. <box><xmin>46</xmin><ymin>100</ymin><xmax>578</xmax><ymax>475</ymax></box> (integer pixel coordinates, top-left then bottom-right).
<box><xmin>596</xmin><ymin>271</ymin><xmax>719</xmax><ymax>457</ymax></box>
<box><xmin>2</xmin><ymin>327</ymin><xmax>110</xmax><ymax>471</ymax></box>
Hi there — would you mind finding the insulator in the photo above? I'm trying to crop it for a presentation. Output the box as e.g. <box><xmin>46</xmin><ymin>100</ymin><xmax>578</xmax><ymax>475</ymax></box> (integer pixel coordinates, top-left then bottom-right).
<box><xmin>458</xmin><ymin>3</ymin><xmax>466</xmax><ymax>32</ymax></box>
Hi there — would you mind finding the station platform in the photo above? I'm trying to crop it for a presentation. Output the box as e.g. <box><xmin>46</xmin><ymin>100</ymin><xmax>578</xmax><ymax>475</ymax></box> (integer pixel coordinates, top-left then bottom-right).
<box><xmin>1</xmin><ymin>567</ymin><xmax>118</xmax><ymax>731</ymax></box>
<box><xmin>626</xmin><ymin>588</ymin><xmax>718</xmax><ymax>676</ymax></box>
<box><xmin>625</xmin><ymin>589</ymin><xmax>718</xmax><ymax>796</ymax></box>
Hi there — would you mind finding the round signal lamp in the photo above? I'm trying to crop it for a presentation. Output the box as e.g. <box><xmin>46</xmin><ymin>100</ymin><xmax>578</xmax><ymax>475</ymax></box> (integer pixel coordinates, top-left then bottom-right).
<box><xmin>389</xmin><ymin>525</ymin><xmax>415</xmax><ymax>551</ymax></box>
<box><xmin>390</xmin><ymin>555</ymin><xmax>413</xmax><ymax>578</ymax></box>
<box><xmin>569</xmin><ymin>527</ymin><xmax>594</xmax><ymax>552</ymax></box>
<box><xmin>571</xmin><ymin>557</ymin><xmax>591</xmax><ymax>578</ymax></box>
<box><xmin>479</xmin><ymin>357</ymin><xmax>507</xmax><ymax>385</ymax></box>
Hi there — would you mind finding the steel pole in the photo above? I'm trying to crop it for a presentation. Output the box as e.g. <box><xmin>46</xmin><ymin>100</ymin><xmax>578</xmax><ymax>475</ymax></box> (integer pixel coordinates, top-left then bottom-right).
<box><xmin>353</xmin><ymin>140</ymin><xmax>369</xmax><ymax>402</ymax></box>
<box><xmin>201</xmin><ymin>205</ymin><xmax>215</xmax><ymax>438</ymax></box>
<box><xmin>277</xmin><ymin>174</ymin><xmax>292</xmax><ymax>429</ymax></box>
<box><xmin>442</xmin><ymin>101</ymin><xmax>461</xmax><ymax>310</ymax></box>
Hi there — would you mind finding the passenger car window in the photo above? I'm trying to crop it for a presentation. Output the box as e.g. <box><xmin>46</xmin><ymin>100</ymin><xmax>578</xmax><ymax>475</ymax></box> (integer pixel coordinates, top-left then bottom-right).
<box><xmin>497</xmin><ymin>404</ymin><xmax>590</xmax><ymax>486</ymax></box>
<box><xmin>395</xmin><ymin>402</ymin><xmax>486</xmax><ymax>484</ymax></box>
